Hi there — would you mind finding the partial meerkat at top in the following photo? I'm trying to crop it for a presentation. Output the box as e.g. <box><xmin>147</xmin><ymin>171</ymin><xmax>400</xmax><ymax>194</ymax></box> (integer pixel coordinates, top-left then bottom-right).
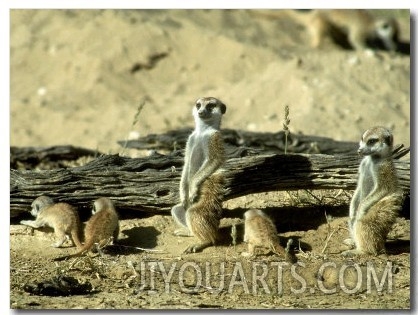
<box><xmin>242</xmin><ymin>209</ymin><xmax>296</xmax><ymax>263</ymax></box>
<box><xmin>171</xmin><ymin>97</ymin><xmax>226</xmax><ymax>253</ymax></box>
<box><xmin>54</xmin><ymin>197</ymin><xmax>119</xmax><ymax>261</ymax></box>
<box><xmin>251</xmin><ymin>9</ymin><xmax>401</xmax><ymax>52</ymax></box>
<box><xmin>20</xmin><ymin>196</ymin><xmax>82</xmax><ymax>248</ymax></box>
<box><xmin>343</xmin><ymin>126</ymin><xmax>404</xmax><ymax>257</ymax></box>
<box><xmin>307</xmin><ymin>10</ymin><xmax>400</xmax><ymax>51</ymax></box>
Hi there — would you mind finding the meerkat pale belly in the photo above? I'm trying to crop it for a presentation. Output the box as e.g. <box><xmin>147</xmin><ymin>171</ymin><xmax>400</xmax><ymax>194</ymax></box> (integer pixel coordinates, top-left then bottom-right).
<box><xmin>171</xmin><ymin>97</ymin><xmax>226</xmax><ymax>253</ymax></box>
<box><xmin>343</xmin><ymin>126</ymin><xmax>403</xmax><ymax>256</ymax></box>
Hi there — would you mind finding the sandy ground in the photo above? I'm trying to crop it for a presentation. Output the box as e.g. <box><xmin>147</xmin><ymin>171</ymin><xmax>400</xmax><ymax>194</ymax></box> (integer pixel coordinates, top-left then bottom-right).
<box><xmin>9</xmin><ymin>9</ymin><xmax>411</xmax><ymax>310</ymax></box>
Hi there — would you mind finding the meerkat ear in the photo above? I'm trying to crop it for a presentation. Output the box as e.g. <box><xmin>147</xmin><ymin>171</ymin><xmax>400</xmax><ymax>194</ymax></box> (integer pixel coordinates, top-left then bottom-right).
<box><xmin>220</xmin><ymin>103</ymin><xmax>226</xmax><ymax>114</ymax></box>
<box><xmin>385</xmin><ymin>134</ymin><xmax>393</xmax><ymax>146</ymax></box>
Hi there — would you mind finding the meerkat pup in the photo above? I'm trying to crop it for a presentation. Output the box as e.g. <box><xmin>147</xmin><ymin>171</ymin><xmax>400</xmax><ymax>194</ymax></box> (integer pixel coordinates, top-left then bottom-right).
<box><xmin>308</xmin><ymin>9</ymin><xmax>399</xmax><ymax>51</ymax></box>
<box><xmin>343</xmin><ymin>126</ymin><xmax>404</xmax><ymax>257</ymax></box>
<box><xmin>171</xmin><ymin>97</ymin><xmax>226</xmax><ymax>253</ymax></box>
<box><xmin>20</xmin><ymin>196</ymin><xmax>82</xmax><ymax>248</ymax></box>
<box><xmin>54</xmin><ymin>197</ymin><xmax>119</xmax><ymax>261</ymax></box>
<box><xmin>241</xmin><ymin>209</ymin><xmax>296</xmax><ymax>262</ymax></box>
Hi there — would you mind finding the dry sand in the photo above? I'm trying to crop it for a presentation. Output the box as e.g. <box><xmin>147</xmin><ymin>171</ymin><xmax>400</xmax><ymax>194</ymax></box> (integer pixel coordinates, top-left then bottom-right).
<box><xmin>9</xmin><ymin>9</ymin><xmax>411</xmax><ymax>310</ymax></box>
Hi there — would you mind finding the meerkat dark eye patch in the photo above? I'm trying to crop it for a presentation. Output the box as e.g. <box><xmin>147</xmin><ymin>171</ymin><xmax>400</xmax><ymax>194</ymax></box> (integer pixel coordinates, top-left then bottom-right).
<box><xmin>367</xmin><ymin>138</ymin><xmax>378</xmax><ymax>145</ymax></box>
<box><xmin>206</xmin><ymin>104</ymin><xmax>215</xmax><ymax>111</ymax></box>
<box><xmin>196</xmin><ymin>103</ymin><xmax>201</xmax><ymax>110</ymax></box>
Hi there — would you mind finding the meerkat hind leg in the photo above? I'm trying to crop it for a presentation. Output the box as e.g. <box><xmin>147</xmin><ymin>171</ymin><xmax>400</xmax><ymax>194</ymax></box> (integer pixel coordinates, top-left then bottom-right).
<box><xmin>241</xmin><ymin>243</ymin><xmax>257</xmax><ymax>257</ymax></box>
<box><xmin>52</xmin><ymin>233</ymin><xmax>70</xmax><ymax>248</ymax></box>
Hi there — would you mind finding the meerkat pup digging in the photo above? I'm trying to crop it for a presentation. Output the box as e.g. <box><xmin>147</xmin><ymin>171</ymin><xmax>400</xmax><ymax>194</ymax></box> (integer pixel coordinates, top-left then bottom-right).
<box><xmin>308</xmin><ymin>9</ymin><xmax>399</xmax><ymax>51</ymax></box>
<box><xmin>343</xmin><ymin>126</ymin><xmax>403</xmax><ymax>257</ymax></box>
<box><xmin>171</xmin><ymin>97</ymin><xmax>226</xmax><ymax>253</ymax></box>
<box><xmin>20</xmin><ymin>196</ymin><xmax>82</xmax><ymax>248</ymax></box>
<box><xmin>54</xmin><ymin>197</ymin><xmax>119</xmax><ymax>261</ymax></box>
<box><xmin>242</xmin><ymin>209</ymin><xmax>296</xmax><ymax>263</ymax></box>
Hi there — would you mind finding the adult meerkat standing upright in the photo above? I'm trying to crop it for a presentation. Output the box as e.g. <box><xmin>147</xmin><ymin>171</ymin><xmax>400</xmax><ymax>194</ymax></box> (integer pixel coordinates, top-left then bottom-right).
<box><xmin>54</xmin><ymin>197</ymin><xmax>119</xmax><ymax>261</ymax></box>
<box><xmin>343</xmin><ymin>126</ymin><xmax>403</xmax><ymax>256</ymax></box>
<box><xmin>171</xmin><ymin>97</ymin><xmax>226</xmax><ymax>253</ymax></box>
<box><xmin>308</xmin><ymin>10</ymin><xmax>399</xmax><ymax>51</ymax></box>
<box><xmin>20</xmin><ymin>196</ymin><xmax>82</xmax><ymax>248</ymax></box>
<box><xmin>242</xmin><ymin>209</ymin><xmax>296</xmax><ymax>263</ymax></box>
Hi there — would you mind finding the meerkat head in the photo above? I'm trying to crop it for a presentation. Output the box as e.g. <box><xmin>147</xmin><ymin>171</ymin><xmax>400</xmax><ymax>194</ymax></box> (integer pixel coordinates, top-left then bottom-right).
<box><xmin>244</xmin><ymin>209</ymin><xmax>265</xmax><ymax>220</ymax></box>
<box><xmin>30</xmin><ymin>195</ymin><xmax>54</xmax><ymax>217</ymax></box>
<box><xmin>92</xmin><ymin>197</ymin><xmax>114</xmax><ymax>215</ymax></box>
<box><xmin>358</xmin><ymin>126</ymin><xmax>393</xmax><ymax>158</ymax></box>
<box><xmin>193</xmin><ymin>97</ymin><xmax>226</xmax><ymax>128</ymax></box>
<box><xmin>374</xmin><ymin>18</ymin><xmax>399</xmax><ymax>51</ymax></box>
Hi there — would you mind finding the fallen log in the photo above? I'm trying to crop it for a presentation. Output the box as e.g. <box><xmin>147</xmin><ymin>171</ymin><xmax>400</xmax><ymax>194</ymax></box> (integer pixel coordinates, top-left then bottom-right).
<box><xmin>10</xmin><ymin>150</ymin><xmax>410</xmax><ymax>218</ymax></box>
<box><xmin>119</xmin><ymin>128</ymin><xmax>360</xmax><ymax>155</ymax></box>
<box><xmin>10</xmin><ymin>145</ymin><xmax>102</xmax><ymax>169</ymax></box>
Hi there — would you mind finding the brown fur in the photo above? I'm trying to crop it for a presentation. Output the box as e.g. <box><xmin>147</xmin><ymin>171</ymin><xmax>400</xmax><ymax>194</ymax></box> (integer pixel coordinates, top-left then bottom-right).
<box><xmin>343</xmin><ymin>126</ymin><xmax>403</xmax><ymax>257</ymax></box>
<box><xmin>186</xmin><ymin>173</ymin><xmax>225</xmax><ymax>247</ymax></box>
<box><xmin>54</xmin><ymin>197</ymin><xmax>119</xmax><ymax>261</ymax></box>
<box><xmin>242</xmin><ymin>209</ymin><xmax>287</xmax><ymax>258</ymax></box>
<box><xmin>308</xmin><ymin>9</ymin><xmax>399</xmax><ymax>51</ymax></box>
<box><xmin>171</xmin><ymin>97</ymin><xmax>226</xmax><ymax>253</ymax></box>
<box><xmin>20</xmin><ymin>196</ymin><xmax>82</xmax><ymax>248</ymax></box>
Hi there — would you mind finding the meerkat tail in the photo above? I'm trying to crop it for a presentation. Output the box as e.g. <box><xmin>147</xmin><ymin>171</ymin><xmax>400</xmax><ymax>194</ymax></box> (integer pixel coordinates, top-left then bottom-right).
<box><xmin>53</xmin><ymin>237</ymin><xmax>96</xmax><ymax>261</ymax></box>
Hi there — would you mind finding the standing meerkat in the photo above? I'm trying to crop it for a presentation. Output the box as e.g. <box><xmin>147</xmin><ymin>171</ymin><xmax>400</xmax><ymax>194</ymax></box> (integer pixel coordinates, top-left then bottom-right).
<box><xmin>343</xmin><ymin>126</ymin><xmax>403</xmax><ymax>256</ymax></box>
<box><xmin>20</xmin><ymin>196</ymin><xmax>82</xmax><ymax>248</ymax></box>
<box><xmin>308</xmin><ymin>10</ymin><xmax>399</xmax><ymax>51</ymax></box>
<box><xmin>242</xmin><ymin>209</ymin><xmax>296</xmax><ymax>263</ymax></box>
<box><xmin>171</xmin><ymin>97</ymin><xmax>226</xmax><ymax>253</ymax></box>
<box><xmin>54</xmin><ymin>197</ymin><xmax>119</xmax><ymax>261</ymax></box>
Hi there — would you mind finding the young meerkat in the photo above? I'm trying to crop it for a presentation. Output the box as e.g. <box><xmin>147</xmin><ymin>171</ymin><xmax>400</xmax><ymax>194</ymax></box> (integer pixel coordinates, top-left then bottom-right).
<box><xmin>171</xmin><ymin>97</ymin><xmax>226</xmax><ymax>253</ymax></box>
<box><xmin>54</xmin><ymin>197</ymin><xmax>119</xmax><ymax>261</ymax></box>
<box><xmin>308</xmin><ymin>9</ymin><xmax>399</xmax><ymax>51</ymax></box>
<box><xmin>20</xmin><ymin>196</ymin><xmax>82</xmax><ymax>248</ymax></box>
<box><xmin>343</xmin><ymin>126</ymin><xmax>404</xmax><ymax>257</ymax></box>
<box><xmin>242</xmin><ymin>209</ymin><xmax>296</xmax><ymax>263</ymax></box>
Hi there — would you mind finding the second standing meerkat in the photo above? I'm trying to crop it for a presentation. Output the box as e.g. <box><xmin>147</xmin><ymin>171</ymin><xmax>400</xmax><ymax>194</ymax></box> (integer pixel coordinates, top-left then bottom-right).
<box><xmin>171</xmin><ymin>97</ymin><xmax>226</xmax><ymax>253</ymax></box>
<box><xmin>242</xmin><ymin>209</ymin><xmax>296</xmax><ymax>263</ymax></box>
<box><xmin>343</xmin><ymin>126</ymin><xmax>403</xmax><ymax>256</ymax></box>
<box><xmin>54</xmin><ymin>197</ymin><xmax>119</xmax><ymax>261</ymax></box>
<box><xmin>20</xmin><ymin>196</ymin><xmax>82</xmax><ymax>248</ymax></box>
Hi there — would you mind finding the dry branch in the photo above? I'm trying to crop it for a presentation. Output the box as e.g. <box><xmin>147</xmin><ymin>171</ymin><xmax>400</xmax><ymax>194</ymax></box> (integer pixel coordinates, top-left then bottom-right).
<box><xmin>119</xmin><ymin>128</ymin><xmax>361</xmax><ymax>155</ymax></box>
<box><xmin>10</xmin><ymin>150</ymin><xmax>410</xmax><ymax>218</ymax></box>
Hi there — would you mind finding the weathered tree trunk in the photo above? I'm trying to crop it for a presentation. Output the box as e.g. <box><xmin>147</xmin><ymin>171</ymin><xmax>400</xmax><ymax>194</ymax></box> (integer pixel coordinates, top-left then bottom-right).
<box><xmin>11</xmin><ymin>145</ymin><xmax>101</xmax><ymax>169</ymax></box>
<box><xmin>10</xmin><ymin>151</ymin><xmax>410</xmax><ymax>218</ymax></box>
<box><xmin>119</xmin><ymin>128</ymin><xmax>360</xmax><ymax>155</ymax></box>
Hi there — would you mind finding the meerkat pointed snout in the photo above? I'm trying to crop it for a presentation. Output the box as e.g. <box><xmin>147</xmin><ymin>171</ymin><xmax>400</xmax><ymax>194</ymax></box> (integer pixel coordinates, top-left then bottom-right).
<box><xmin>343</xmin><ymin>126</ymin><xmax>403</xmax><ymax>257</ymax></box>
<box><xmin>357</xmin><ymin>126</ymin><xmax>393</xmax><ymax>157</ymax></box>
<box><xmin>171</xmin><ymin>97</ymin><xmax>227</xmax><ymax>254</ymax></box>
<box><xmin>20</xmin><ymin>196</ymin><xmax>82</xmax><ymax>249</ymax></box>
